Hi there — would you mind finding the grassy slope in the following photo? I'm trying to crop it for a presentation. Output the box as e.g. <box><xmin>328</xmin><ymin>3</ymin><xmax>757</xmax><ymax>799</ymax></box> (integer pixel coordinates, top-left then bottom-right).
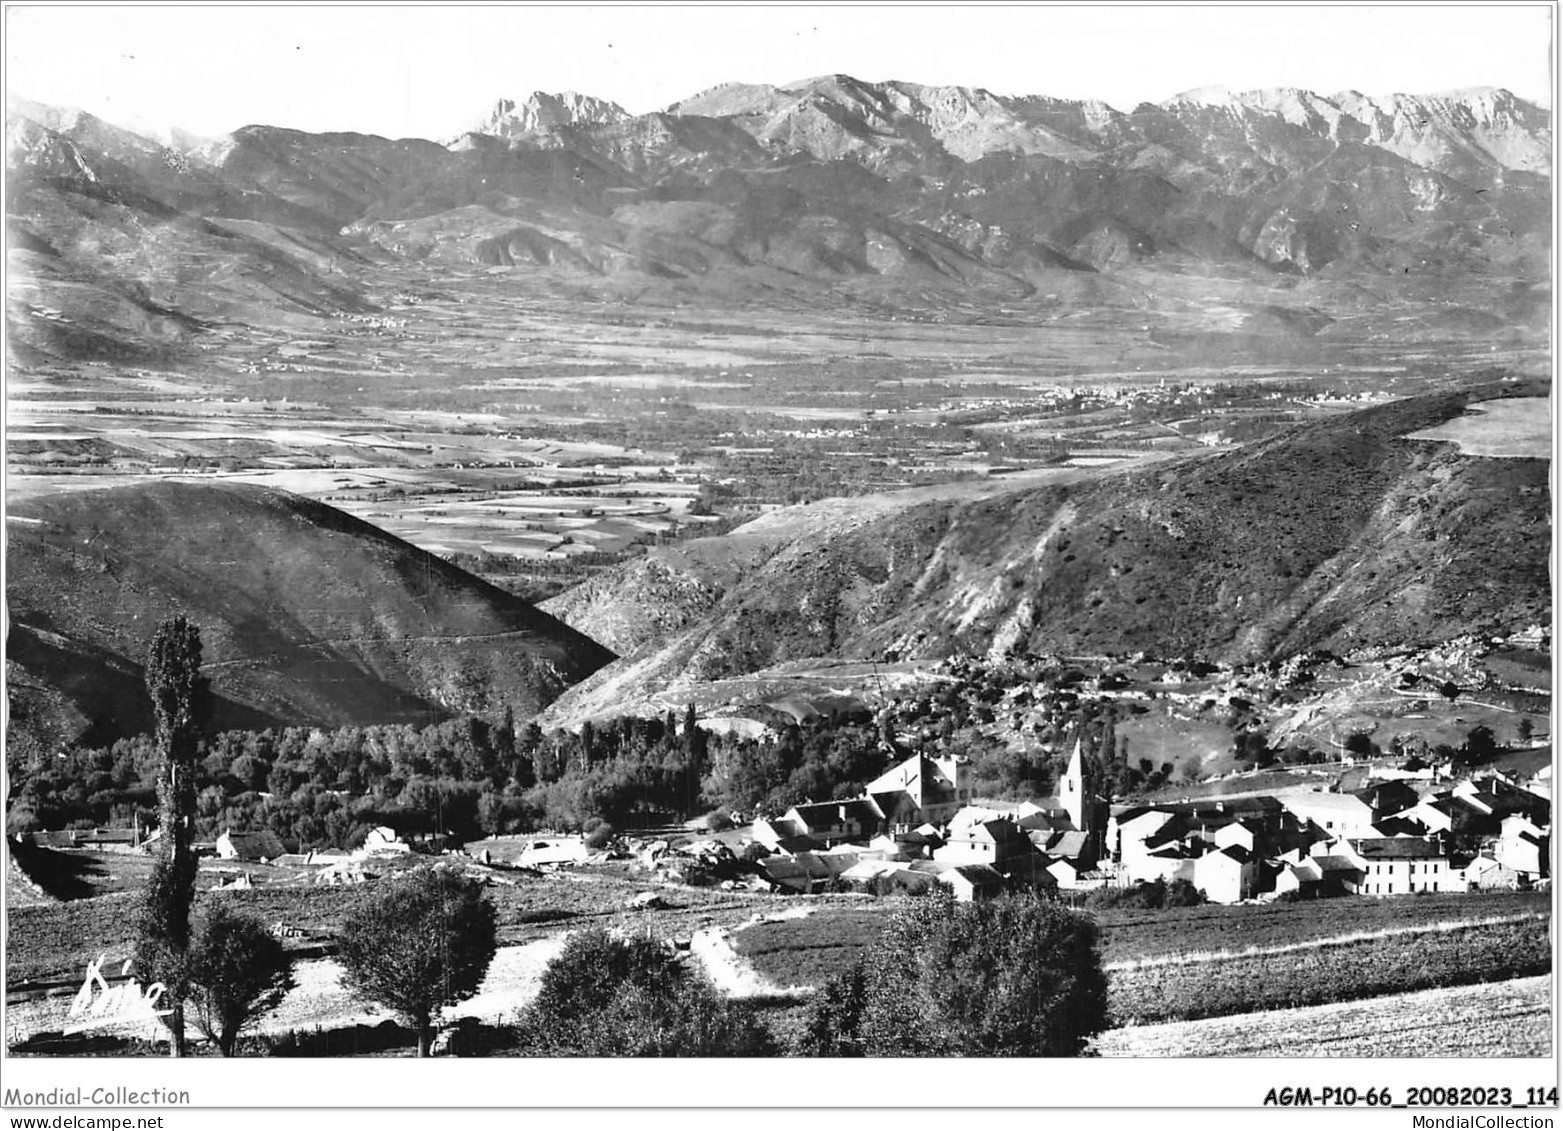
<box><xmin>6</xmin><ymin>480</ymin><xmax>615</xmax><ymax>744</ymax></box>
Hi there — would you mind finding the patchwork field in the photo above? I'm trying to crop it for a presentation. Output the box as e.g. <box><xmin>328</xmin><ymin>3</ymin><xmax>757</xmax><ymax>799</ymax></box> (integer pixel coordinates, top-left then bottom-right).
<box><xmin>727</xmin><ymin>891</ymin><xmax>1554</xmax><ymax>1040</ymax></box>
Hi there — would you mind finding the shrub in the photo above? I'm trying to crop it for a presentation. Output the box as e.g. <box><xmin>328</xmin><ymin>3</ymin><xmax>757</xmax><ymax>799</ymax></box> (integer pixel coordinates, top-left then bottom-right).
<box><xmin>1165</xmin><ymin>878</ymin><xmax>1206</xmax><ymax>907</ymax></box>
<box><xmin>185</xmin><ymin>903</ymin><xmax>294</xmax><ymax>1056</ymax></box>
<box><xmin>799</xmin><ymin>888</ymin><xmax>1107</xmax><ymax>1056</ymax></box>
<box><xmin>337</xmin><ymin>865</ymin><xmax>498</xmax><ymax>1056</ymax></box>
<box><xmin>1086</xmin><ymin>878</ymin><xmax>1205</xmax><ymax>910</ymax></box>
<box><xmin>516</xmin><ymin>928</ymin><xmax>774</xmax><ymax>1056</ymax></box>
<box><xmin>583</xmin><ymin>821</ymin><xmax>616</xmax><ymax>850</ymax></box>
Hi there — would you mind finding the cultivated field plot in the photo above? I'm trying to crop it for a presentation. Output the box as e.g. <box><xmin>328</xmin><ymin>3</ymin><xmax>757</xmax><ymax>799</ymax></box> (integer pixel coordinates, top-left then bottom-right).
<box><xmin>1092</xmin><ymin>890</ymin><xmax>1549</xmax><ymax>964</ymax></box>
<box><xmin>728</xmin><ymin>907</ymin><xmax>888</xmax><ymax>988</ymax></box>
<box><xmin>1106</xmin><ymin>913</ymin><xmax>1550</xmax><ymax>1026</ymax></box>
<box><xmin>1094</xmin><ymin>975</ymin><xmax>1553</xmax><ymax>1058</ymax></box>
<box><xmin>1407</xmin><ymin>397</ymin><xmax>1551</xmax><ymax>459</ymax></box>
<box><xmin>724</xmin><ymin>892</ymin><xmax>1553</xmax><ymax>1027</ymax></box>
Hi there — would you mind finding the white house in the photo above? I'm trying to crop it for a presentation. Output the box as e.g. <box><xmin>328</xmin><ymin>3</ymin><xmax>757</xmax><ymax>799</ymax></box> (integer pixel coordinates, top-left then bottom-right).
<box><xmin>1191</xmin><ymin>846</ymin><xmax>1257</xmax><ymax>904</ymax></box>
<box><xmin>1272</xmin><ymin>857</ymin><xmax>1324</xmax><ymax>899</ymax></box>
<box><xmin>1348</xmin><ymin>837</ymin><xmax>1455</xmax><ymax>895</ymax></box>
<box><xmin>1279</xmin><ymin>792</ymin><xmax>1379</xmax><ymax>839</ymax></box>
<box><xmin>1213</xmin><ymin>821</ymin><xmax>1258</xmax><ymax>853</ymax></box>
<box><xmin>1495</xmin><ymin>815</ymin><xmax>1548</xmax><ymax>877</ymax></box>
<box><xmin>934</xmin><ymin>817</ymin><xmax>1034</xmax><ymax>870</ymax></box>
<box><xmin>1112</xmin><ymin>808</ymin><xmax>1177</xmax><ymax>864</ymax></box>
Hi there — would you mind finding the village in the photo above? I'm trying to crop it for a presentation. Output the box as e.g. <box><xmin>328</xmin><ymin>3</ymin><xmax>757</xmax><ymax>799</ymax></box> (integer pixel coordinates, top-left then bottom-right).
<box><xmin>57</xmin><ymin>737</ymin><xmax>1540</xmax><ymax>911</ymax></box>
<box><xmin>688</xmin><ymin>741</ymin><xmax>1553</xmax><ymax>904</ymax></box>
<box><xmin>13</xmin><ymin>625</ymin><xmax>1551</xmax><ymax>911</ymax></box>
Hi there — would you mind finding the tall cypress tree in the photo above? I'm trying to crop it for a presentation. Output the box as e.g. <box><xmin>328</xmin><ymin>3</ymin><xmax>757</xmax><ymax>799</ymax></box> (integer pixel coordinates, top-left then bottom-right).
<box><xmin>135</xmin><ymin>616</ymin><xmax>208</xmax><ymax>1057</ymax></box>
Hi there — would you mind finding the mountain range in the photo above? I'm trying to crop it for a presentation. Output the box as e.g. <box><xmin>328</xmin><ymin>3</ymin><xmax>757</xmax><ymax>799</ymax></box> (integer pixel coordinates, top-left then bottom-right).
<box><xmin>5</xmin><ymin>77</ymin><xmax>1550</xmax><ymax>361</ymax></box>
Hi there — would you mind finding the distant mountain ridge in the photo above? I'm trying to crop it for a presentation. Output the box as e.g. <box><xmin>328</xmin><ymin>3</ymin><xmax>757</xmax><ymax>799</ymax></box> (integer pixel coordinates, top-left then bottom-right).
<box><xmin>462</xmin><ymin>90</ymin><xmax>632</xmax><ymax>142</ymax></box>
<box><xmin>4</xmin><ymin>74</ymin><xmax>1550</xmax><ymax>363</ymax></box>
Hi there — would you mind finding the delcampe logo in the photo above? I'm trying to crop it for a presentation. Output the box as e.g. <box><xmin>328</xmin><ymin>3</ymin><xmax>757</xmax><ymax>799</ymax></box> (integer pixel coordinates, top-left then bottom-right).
<box><xmin>64</xmin><ymin>954</ymin><xmax>171</xmax><ymax>1034</ymax></box>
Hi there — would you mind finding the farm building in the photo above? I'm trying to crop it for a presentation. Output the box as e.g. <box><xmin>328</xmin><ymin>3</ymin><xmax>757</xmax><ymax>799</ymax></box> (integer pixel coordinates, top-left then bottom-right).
<box><xmin>936</xmin><ymin>863</ymin><xmax>1006</xmax><ymax>902</ymax></box>
<box><xmin>215</xmin><ymin>829</ymin><xmax>286</xmax><ymax>862</ymax></box>
<box><xmin>1462</xmin><ymin>854</ymin><xmax>1526</xmax><ymax>891</ymax></box>
<box><xmin>360</xmin><ymin>826</ymin><xmax>411</xmax><ymax>855</ymax></box>
<box><xmin>1272</xmin><ymin>857</ymin><xmax>1324</xmax><ymax>899</ymax></box>
<box><xmin>776</xmin><ymin>799</ymin><xmax>885</xmax><ymax>847</ymax></box>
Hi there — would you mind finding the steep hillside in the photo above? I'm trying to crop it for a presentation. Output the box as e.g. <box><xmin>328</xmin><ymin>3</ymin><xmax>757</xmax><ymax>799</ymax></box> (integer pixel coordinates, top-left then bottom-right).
<box><xmin>541</xmin><ymin>385</ymin><xmax>1549</xmax><ymax>724</ymax></box>
<box><xmin>5</xmin><ymin>113</ymin><xmax>373</xmax><ymax>362</ymax></box>
<box><xmin>5</xmin><ymin>481</ymin><xmax>615</xmax><ymax>746</ymax></box>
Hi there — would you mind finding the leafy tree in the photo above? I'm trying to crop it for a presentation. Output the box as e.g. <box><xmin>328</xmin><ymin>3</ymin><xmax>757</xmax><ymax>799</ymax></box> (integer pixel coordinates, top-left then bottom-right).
<box><xmin>1233</xmin><ymin>729</ymin><xmax>1273</xmax><ymax>769</ymax></box>
<box><xmin>186</xmin><ymin>903</ymin><xmax>295</xmax><ymax>1056</ymax></box>
<box><xmin>800</xmin><ymin>888</ymin><xmax>1107</xmax><ymax>1056</ymax></box>
<box><xmin>338</xmin><ymin>865</ymin><xmax>498</xmax><ymax>1056</ymax></box>
<box><xmin>517</xmin><ymin>927</ymin><xmax>773</xmax><ymax>1056</ymax></box>
<box><xmin>1462</xmin><ymin>725</ymin><xmax>1499</xmax><ymax>765</ymax></box>
<box><xmin>1343</xmin><ymin>731</ymin><xmax>1376</xmax><ymax>758</ymax></box>
<box><xmin>135</xmin><ymin>616</ymin><xmax>209</xmax><ymax>1057</ymax></box>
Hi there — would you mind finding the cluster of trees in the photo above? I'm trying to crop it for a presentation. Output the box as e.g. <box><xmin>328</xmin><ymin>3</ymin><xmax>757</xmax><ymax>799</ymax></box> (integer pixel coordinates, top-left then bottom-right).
<box><xmin>9</xmin><ymin>693</ymin><xmax>898</xmax><ymax>851</ymax></box>
<box><xmin>1341</xmin><ymin>724</ymin><xmax>1507</xmax><ymax>769</ymax></box>
<box><xmin>7</xmin><ymin>715</ymin><xmax>531</xmax><ymax>847</ymax></box>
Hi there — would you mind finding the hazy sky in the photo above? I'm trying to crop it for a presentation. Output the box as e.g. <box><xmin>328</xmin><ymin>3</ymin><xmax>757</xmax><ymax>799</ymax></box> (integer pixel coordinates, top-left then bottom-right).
<box><xmin>5</xmin><ymin>4</ymin><xmax>1554</xmax><ymax>139</ymax></box>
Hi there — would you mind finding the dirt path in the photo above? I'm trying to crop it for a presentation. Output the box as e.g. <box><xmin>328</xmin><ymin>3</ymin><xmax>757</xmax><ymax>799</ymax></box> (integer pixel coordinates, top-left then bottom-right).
<box><xmin>688</xmin><ymin>905</ymin><xmax>815</xmax><ymax>1001</ymax></box>
<box><xmin>258</xmin><ymin>934</ymin><xmax>573</xmax><ymax>1034</ymax></box>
